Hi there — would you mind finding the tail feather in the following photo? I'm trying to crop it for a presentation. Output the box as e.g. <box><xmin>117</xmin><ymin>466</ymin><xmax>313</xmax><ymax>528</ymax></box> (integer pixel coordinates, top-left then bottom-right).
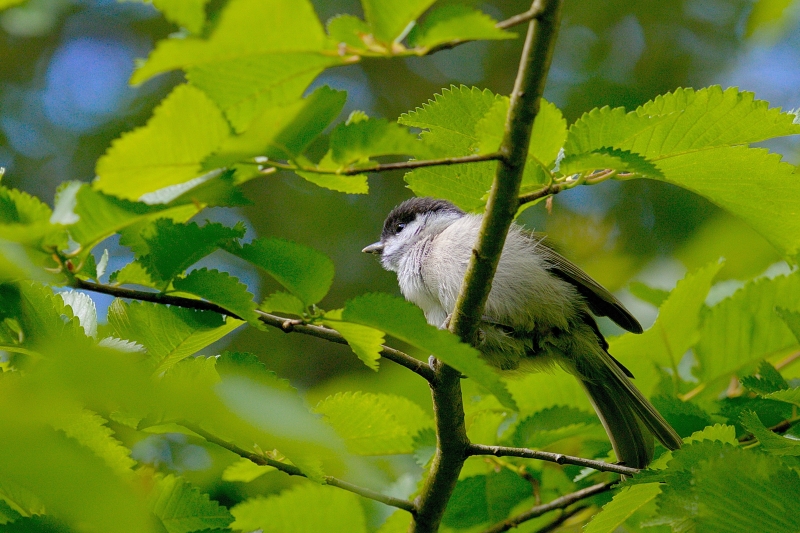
<box><xmin>582</xmin><ymin>380</ymin><xmax>654</xmax><ymax>469</ymax></box>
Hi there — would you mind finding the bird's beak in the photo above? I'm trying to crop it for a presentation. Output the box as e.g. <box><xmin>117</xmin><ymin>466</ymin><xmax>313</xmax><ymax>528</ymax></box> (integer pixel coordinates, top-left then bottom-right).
<box><xmin>362</xmin><ymin>242</ymin><xmax>384</xmax><ymax>254</ymax></box>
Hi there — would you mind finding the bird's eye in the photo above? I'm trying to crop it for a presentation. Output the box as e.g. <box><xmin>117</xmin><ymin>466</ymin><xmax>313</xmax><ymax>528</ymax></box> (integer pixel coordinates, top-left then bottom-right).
<box><xmin>395</xmin><ymin>222</ymin><xmax>406</xmax><ymax>234</ymax></box>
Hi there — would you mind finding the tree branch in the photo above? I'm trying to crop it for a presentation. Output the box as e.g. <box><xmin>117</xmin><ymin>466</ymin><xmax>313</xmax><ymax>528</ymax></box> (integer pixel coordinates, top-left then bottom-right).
<box><xmin>70</xmin><ymin>278</ymin><xmax>434</xmax><ymax>382</ymax></box>
<box><xmin>480</xmin><ymin>482</ymin><xmax>613</xmax><ymax>533</ymax></box>
<box><xmin>266</xmin><ymin>152</ymin><xmax>504</xmax><ymax>176</ymax></box>
<box><xmin>411</xmin><ymin>2</ymin><xmax>564</xmax><ymax>532</ymax></box>
<box><xmin>181</xmin><ymin>423</ymin><xmax>416</xmax><ymax>514</ymax></box>
<box><xmin>467</xmin><ymin>444</ymin><xmax>639</xmax><ymax>477</ymax></box>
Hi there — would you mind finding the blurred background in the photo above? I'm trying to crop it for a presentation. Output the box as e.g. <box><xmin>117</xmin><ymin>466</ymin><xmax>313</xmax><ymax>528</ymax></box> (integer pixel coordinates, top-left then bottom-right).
<box><xmin>1</xmin><ymin>0</ymin><xmax>799</xmax><ymax>514</ymax></box>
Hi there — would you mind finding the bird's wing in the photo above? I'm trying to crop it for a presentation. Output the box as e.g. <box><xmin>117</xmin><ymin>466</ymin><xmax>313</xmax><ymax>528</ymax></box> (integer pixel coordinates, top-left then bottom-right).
<box><xmin>533</xmin><ymin>238</ymin><xmax>643</xmax><ymax>334</ymax></box>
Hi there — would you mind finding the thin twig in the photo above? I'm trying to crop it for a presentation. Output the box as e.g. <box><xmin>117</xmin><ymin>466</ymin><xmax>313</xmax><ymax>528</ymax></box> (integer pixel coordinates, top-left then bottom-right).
<box><xmin>264</xmin><ymin>152</ymin><xmax>505</xmax><ymax>176</ymax></box>
<box><xmin>467</xmin><ymin>444</ymin><xmax>639</xmax><ymax>476</ymax></box>
<box><xmin>480</xmin><ymin>482</ymin><xmax>613</xmax><ymax>533</ymax></box>
<box><xmin>532</xmin><ymin>506</ymin><xmax>588</xmax><ymax>533</ymax></box>
<box><xmin>411</xmin><ymin>2</ymin><xmax>564</xmax><ymax>532</ymax></box>
<box><xmin>182</xmin><ymin>423</ymin><xmax>416</xmax><ymax>514</ymax></box>
<box><xmin>71</xmin><ymin>278</ymin><xmax>434</xmax><ymax>382</ymax></box>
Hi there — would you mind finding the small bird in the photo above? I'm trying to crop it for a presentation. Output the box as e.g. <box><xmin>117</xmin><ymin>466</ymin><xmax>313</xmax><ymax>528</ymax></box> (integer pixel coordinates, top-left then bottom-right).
<box><xmin>363</xmin><ymin>197</ymin><xmax>682</xmax><ymax>468</ymax></box>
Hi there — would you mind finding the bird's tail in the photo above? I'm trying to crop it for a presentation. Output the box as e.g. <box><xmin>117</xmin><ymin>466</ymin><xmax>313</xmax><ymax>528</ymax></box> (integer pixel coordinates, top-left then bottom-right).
<box><xmin>581</xmin><ymin>362</ymin><xmax>683</xmax><ymax>469</ymax></box>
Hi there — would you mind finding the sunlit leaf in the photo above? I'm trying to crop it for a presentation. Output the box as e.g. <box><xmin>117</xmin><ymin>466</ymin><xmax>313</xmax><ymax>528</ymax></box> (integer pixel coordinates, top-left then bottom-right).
<box><xmin>314</xmin><ymin>391</ymin><xmax>432</xmax><ymax>454</ymax></box>
<box><xmin>740</xmin><ymin>410</ymin><xmax>800</xmax><ymax>456</ymax></box>
<box><xmin>323</xmin><ymin>309</ymin><xmax>384</xmax><ymax>370</ymax></box>
<box><xmin>95</xmin><ymin>85</ymin><xmax>230</xmax><ymax>200</ymax></box>
<box><xmin>361</xmin><ymin>0</ymin><xmax>436</xmax><ymax>43</ymax></box>
<box><xmin>328</xmin><ymin>115</ymin><xmax>430</xmax><ymax>166</ymax></box>
<box><xmin>221</xmin><ymin>457</ymin><xmax>275</xmax><ymax>482</ymax></box>
<box><xmin>342</xmin><ymin>293</ymin><xmax>517</xmax><ymax>410</ymax></box>
<box><xmin>148</xmin><ymin>474</ymin><xmax>233</xmax><ymax>533</ymax></box>
<box><xmin>584</xmin><ymin>483</ymin><xmax>662</xmax><ymax>533</ymax></box>
<box><xmin>260</xmin><ymin>291</ymin><xmax>306</xmax><ymax>316</ymax></box>
<box><xmin>407</xmin><ymin>5</ymin><xmax>515</xmax><ymax>49</ymax></box>
<box><xmin>231</xmin><ymin>483</ymin><xmax>367</xmax><ymax>533</ymax></box>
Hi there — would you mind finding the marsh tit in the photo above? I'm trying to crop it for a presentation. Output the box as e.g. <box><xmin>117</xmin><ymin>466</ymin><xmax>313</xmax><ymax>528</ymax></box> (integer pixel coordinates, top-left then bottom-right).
<box><xmin>363</xmin><ymin>197</ymin><xmax>681</xmax><ymax>467</ymax></box>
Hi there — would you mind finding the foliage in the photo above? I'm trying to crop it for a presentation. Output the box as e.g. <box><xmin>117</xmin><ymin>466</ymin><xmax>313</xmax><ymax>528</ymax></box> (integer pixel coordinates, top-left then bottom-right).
<box><xmin>1</xmin><ymin>0</ymin><xmax>800</xmax><ymax>532</ymax></box>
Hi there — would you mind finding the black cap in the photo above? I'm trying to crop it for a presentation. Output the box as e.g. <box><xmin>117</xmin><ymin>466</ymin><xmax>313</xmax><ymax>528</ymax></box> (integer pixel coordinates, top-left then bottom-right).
<box><xmin>381</xmin><ymin>197</ymin><xmax>464</xmax><ymax>240</ymax></box>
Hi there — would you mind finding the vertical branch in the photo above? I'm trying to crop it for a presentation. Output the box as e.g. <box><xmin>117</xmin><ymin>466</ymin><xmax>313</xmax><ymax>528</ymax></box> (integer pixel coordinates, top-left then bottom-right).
<box><xmin>410</xmin><ymin>1</ymin><xmax>564</xmax><ymax>532</ymax></box>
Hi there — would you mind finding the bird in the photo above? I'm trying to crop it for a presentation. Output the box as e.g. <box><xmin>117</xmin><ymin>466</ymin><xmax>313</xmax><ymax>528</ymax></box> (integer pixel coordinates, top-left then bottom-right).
<box><xmin>363</xmin><ymin>196</ymin><xmax>682</xmax><ymax>468</ymax></box>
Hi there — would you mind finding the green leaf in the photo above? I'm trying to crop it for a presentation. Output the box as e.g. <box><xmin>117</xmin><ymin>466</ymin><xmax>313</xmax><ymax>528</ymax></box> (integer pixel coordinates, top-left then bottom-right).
<box><xmin>59</xmin><ymin>290</ymin><xmax>98</xmax><ymax>338</ymax></box>
<box><xmin>323</xmin><ymin>309</ymin><xmax>384</xmax><ymax>370</ymax></box>
<box><xmin>138</xmin><ymin>168</ymin><xmax>250</xmax><ymax>207</ymax></box>
<box><xmin>0</xmin><ymin>186</ymin><xmax>66</xmax><ymax>263</ymax></box>
<box><xmin>695</xmin><ymin>271</ymin><xmax>800</xmax><ymax>386</ymax></box>
<box><xmin>741</xmin><ymin>361</ymin><xmax>788</xmax><ymax>394</ymax></box>
<box><xmin>342</xmin><ymin>293</ymin><xmax>517</xmax><ymax>410</ymax></box>
<box><xmin>56</xmin><ymin>183</ymin><xmax>200</xmax><ymax>253</ymax></box>
<box><xmin>106</xmin><ymin>300</ymin><xmax>242</xmax><ymax>373</ymax></box>
<box><xmin>151</xmin><ymin>0</ymin><xmax>209</xmax><ymax>34</ymax></box>
<box><xmin>221</xmin><ymin>457</ymin><xmax>275</xmax><ymax>482</ymax></box>
<box><xmin>442</xmin><ymin>469</ymin><xmax>532</xmax><ymax>528</ymax></box>
<box><xmin>314</xmin><ymin>391</ymin><xmax>432</xmax><ymax>455</ymax></box>
<box><xmin>95</xmin><ymin>84</ymin><xmax>230</xmax><ymax>200</ymax></box>
<box><xmin>650</xmin><ymin>396</ymin><xmax>715</xmax><ymax>439</ymax></box>
<box><xmin>741</xmin><ymin>410</ymin><xmax>800</xmax><ymax>456</ymax></box>
<box><xmin>407</xmin><ymin>5</ymin><xmax>516</xmax><ymax>49</ymax></box>
<box><xmin>329</xmin><ymin>115</ymin><xmax>430</xmax><ymax>166</ymax></box>
<box><xmin>584</xmin><ymin>483</ymin><xmax>662</xmax><ymax>533</ymax></box>
<box><xmin>52</xmin><ymin>409</ymin><xmax>136</xmax><ymax>478</ymax></box>
<box><xmin>565</xmin><ymin>87</ymin><xmax>800</xmax><ymax>260</ymax></box>
<box><xmin>777</xmin><ymin>307</ymin><xmax>800</xmax><ymax>342</ymax></box>
<box><xmin>259</xmin><ymin>291</ymin><xmax>306</xmax><ymax>316</ymax></box>
<box><xmin>609</xmin><ymin>261</ymin><xmax>723</xmax><ymax>396</ymax></box>
<box><xmin>649</xmin><ymin>442</ymin><xmax>800</xmax><ymax>532</ymax></box>
<box><xmin>231</xmin><ymin>483</ymin><xmax>367</xmax><ymax>533</ymax></box>
<box><xmin>172</xmin><ymin>268</ymin><xmax>260</xmax><ymax>326</ymax></box>
<box><xmin>225</xmin><ymin>237</ymin><xmax>334</xmax><ymax>306</ymax></box>
<box><xmin>399</xmin><ymin>86</ymin><xmax>502</xmax><ymax>210</ymax></box>
<box><xmin>135</xmin><ymin>219</ymin><xmax>245</xmax><ymax>284</ymax></box>
<box><xmin>361</xmin><ymin>0</ymin><xmax>436</xmax><ymax>43</ymax></box>
<box><xmin>132</xmin><ymin>0</ymin><xmax>344</xmax><ymax>130</ymax></box>
<box><xmin>109</xmin><ymin>261</ymin><xmax>156</xmax><ymax>287</ymax></box>
<box><xmin>509</xmin><ymin>406</ymin><xmax>601</xmax><ymax>448</ymax></box>
<box><xmin>294</xmin><ymin>166</ymin><xmax>370</xmax><ymax>194</ymax></box>
<box><xmin>765</xmin><ymin>387</ymin><xmax>800</xmax><ymax>407</ymax></box>
<box><xmin>684</xmin><ymin>423</ymin><xmax>738</xmax><ymax>444</ymax></box>
<box><xmin>327</xmin><ymin>14</ymin><xmax>371</xmax><ymax>49</ymax></box>
<box><xmin>558</xmin><ymin>148</ymin><xmax>663</xmax><ymax>178</ymax></box>
<box><xmin>204</xmin><ymin>86</ymin><xmax>347</xmax><ymax>168</ymax></box>
<box><xmin>628</xmin><ymin>281</ymin><xmax>670</xmax><ymax>307</ymax></box>
<box><xmin>148</xmin><ymin>474</ymin><xmax>233</xmax><ymax>533</ymax></box>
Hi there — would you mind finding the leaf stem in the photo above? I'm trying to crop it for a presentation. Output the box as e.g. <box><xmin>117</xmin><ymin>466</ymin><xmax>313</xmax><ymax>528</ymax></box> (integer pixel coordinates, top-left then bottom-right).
<box><xmin>260</xmin><ymin>152</ymin><xmax>505</xmax><ymax>176</ymax></box>
<box><xmin>181</xmin><ymin>423</ymin><xmax>416</xmax><ymax>514</ymax></box>
<box><xmin>70</xmin><ymin>278</ymin><xmax>434</xmax><ymax>382</ymax></box>
<box><xmin>466</xmin><ymin>444</ymin><xmax>639</xmax><ymax>476</ymax></box>
<box><xmin>480</xmin><ymin>483</ymin><xmax>613</xmax><ymax>533</ymax></box>
<box><xmin>411</xmin><ymin>2</ymin><xmax>564</xmax><ymax>532</ymax></box>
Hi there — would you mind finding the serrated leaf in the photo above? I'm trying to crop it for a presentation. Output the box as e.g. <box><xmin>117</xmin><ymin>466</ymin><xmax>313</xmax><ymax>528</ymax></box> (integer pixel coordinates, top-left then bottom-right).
<box><xmin>361</xmin><ymin>0</ymin><xmax>436</xmax><ymax>43</ymax></box>
<box><xmin>106</xmin><ymin>300</ymin><xmax>242</xmax><ymax>373</ymax></box>
<box><xmin>323</xmin><ymin>309</ymin><xmax>384</xmax><ymax>370</ymax></box>
<box><xmin>231</xmin><ymin>483</ymin><xmax>367</xmax><ymax>533</ymax></box>
<box><xmin>609</xmin><ymin>261</ymin><xmax>723</xmax><ymax>396</ymax></box>
<box><xmin>314</xmin><ymin>391</ymin><xmax>432</xmax><ymax>454</ymax></box>
<box><xmin>741</xmin><ymin>361</ymin><xmax>788</xmax><ymax>394</ymax></box>
<box><xmin>509</xmin><ymin>405</ymin><xmax>600</xmax><ymax>448</ymax></box>
<box><xmin>329</xmin><ymin>116</ymin><xmax>430</xmax><ymax>166</ymax></box>
<box><xmin>221</xmin><ymin>457</ymin><xmax>275</xmax><ymax>482</ymax></box>
<box><xmin>133</xmin><ymin>0</ymin><xmax>344</xmax><ymax>130</ymax></box>
<box><xmin>95</xmin><ymin>84</ymin><xmax>230</xmax><ymax>200</ymax></box>
<box><xmin>765</xmin><ymin>387</ymin><xmax>800</xmax><ymax>406</ymax></box>
<box><xmin>172</xmin><ymin>268</ymin><xmax>260</xmax><ymax>326</ymax></box>
<box><xmin>138</xmin><ymin>168</ymin><xmax>250</xmax><ymax>207</ymax></box>
<box><xmin>684</xmin><ymin>423</ymin><xmax>738</xmax><ymax>444</ymax></box>
<box><xmin>57</xmin><ymin>183</ymin><xmax>200</xmax><ymax>253</ymax></box>
<box><xmin>151</xmin><ymin>0</ymin><xmax>209</xmax><ymax>34</ymax></box>
<box><xmin>137</xmin><ymin>219</ymin><xmax>245</xmax><ymax>286</ymax></box>
<box><xmin>59</xmin><ymin>290</ymin><xmax>98</xmax><ymax>338</ymax></box>
<box><xmin>777</xmin><ymin>307</ymin><xmax>800</xmax><ymax>342</ymax></box>
<box><xmin>149</xmin><ymin>474</ymin><xmax>233</xmax><ymax>533</ymax></box>
<box><xmin>204</xmin><ymin>86</ymin><xmax>346</xmax><ymax>168</ymax></box>
<box><xmin>442</xmin><ymin>469</ymin><xmax>532</xmax><ymax>528</ymax></box>
<box><xmin>0</xmin><ymin>186</ymin><xmax>66</xmax><ymax>262</ymax></box>
<box><xmin>294</xmin><ymin>166</ymin><xmax>370</xmax><ymax>194</ymax></box>
<box><xmin>260</xmin><ymin>291</ymin><xmax>306</xmax><ymax>316</ymax></box>
<box><xmin>558</xmin><ymin>147</ymin><xmax>663</xmax><ymax>178</ymax></box>
<box><xmin>225</xmin><ymin>237</ymin><xmax>334</xmax><ymax>306</ymax></box>
<box><xmin>399</xmin><ymin>86</ymin><xmax>503</xmax><ymax>210</ymax></box>
<box><xmin>53</xmin><ymin>409</ymin><xmax>136</xmax><ymax>478</ymax></box>
<box><xmin>584</xmin><ymin>483</ymin><xmax>662</xmax><ymax>533</ymax></box>
<box><xmin>109</xmin><ymin>261</ymin><xmax>156</xmax><ymax>287</ymax></box>
<box><xmin>741</xmin><ymin>410</ymin><xmax>800</xmax><ymax>456</ymax></box>
<box><xmin>696</xmin><ymin>271</ymin><xmax>800</xmax><ymax>385</ymax></box>
<box><xmin>407</xmin><ymin>5</ymin><xmax>516</xmax><ymax>49</ymax></box>
<box><xmin>650</xmin><ymin>396</ymin><xmax>715</xmax><ymax>439</ymax></box>
<box><xmin>342</xmin><ymin>293</ymin><xmax>517</xmax><ymax>410</ymax></box>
